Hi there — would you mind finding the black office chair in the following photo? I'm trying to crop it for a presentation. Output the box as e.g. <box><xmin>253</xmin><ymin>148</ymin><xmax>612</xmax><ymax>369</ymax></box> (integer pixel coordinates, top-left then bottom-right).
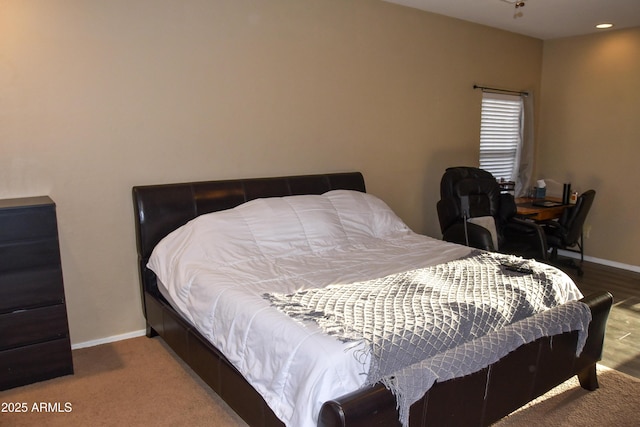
<box><xmin>436</xmin><ymin>166</ymin><xmax>548</xmax><ymax>260</ymax></box>
<box><xmin>541</xmin><ymin>189</ymin><xmax>596</xmax><ymax>276</ymax></box>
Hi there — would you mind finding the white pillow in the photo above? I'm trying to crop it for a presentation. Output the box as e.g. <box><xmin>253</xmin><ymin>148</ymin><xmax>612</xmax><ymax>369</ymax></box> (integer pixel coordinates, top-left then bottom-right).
<box><xmin>325</xmin><ymin>190</ymin><xmax>409</xmax><ymax>239</ymax></box>
<box><xmin>147</xmin><ymin>190</ymin><xmax>409</xmax><ymax>285</ymax></box>
<box><xmin>232</xmin><ymin>193</ymin><xmax>350</xmax><ymax>254</ymax></box>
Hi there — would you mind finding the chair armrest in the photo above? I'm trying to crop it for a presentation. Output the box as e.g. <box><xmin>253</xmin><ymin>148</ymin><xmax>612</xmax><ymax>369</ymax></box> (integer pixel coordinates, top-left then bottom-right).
<box><xmin>503</xmin><ymin>217</ymin><xmax>549</xmax><ymax>260</ymax></box>
<box><xmin>442</xmin><ymin>222</ymin><xmax>495</xmax><ymax>251</ymax></box>
<box><xmin>510</xmin><ymin>216</ymin><xmax>543</xmax><ymax>229</ymax></box>
<box><xmin>539</xmin><ymin>219</ymin><xmax>566</xmax><ymax>235</ymax></box>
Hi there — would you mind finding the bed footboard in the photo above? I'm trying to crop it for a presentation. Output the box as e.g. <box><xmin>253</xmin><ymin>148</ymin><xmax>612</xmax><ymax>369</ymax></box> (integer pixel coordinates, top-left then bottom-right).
<box><xmin>318</xmin><ymin>290</ymin><xmax>613</xmax><ymax>427</ymax></box>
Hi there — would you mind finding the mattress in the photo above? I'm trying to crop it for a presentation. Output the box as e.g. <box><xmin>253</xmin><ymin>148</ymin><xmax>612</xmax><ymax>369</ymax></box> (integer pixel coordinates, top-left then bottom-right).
<box><xmin>148</xmin><ymin>190</ymin><xmax>583</xmax><ymax>427</ymax></box>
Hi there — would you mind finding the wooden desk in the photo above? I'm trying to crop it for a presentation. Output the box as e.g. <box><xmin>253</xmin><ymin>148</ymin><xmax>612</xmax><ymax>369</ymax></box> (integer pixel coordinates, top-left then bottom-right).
<box><xmin>515</xmin><ymin>197</ymin><xmax>572</xmax><ymax>221</ymax></box>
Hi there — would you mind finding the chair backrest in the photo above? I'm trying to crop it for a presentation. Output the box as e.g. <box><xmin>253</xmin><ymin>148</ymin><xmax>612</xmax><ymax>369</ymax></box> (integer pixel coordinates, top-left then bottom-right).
<box><xmin>438</xmin><ymin>167</ymin><xmax>503</xmax><ymax>229</ymax></box>
<box><xmin>560</xmin><ymin>189</ymin><xmax>596</xmax><ymax>245</ymax></box>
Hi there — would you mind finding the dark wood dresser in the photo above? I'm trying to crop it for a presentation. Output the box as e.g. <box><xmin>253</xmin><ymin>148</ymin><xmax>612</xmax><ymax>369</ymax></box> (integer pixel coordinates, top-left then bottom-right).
<box><xmin>0</xmin><ymin>196</ymin><xmax>73</xmax><ymax>390</ymax></box>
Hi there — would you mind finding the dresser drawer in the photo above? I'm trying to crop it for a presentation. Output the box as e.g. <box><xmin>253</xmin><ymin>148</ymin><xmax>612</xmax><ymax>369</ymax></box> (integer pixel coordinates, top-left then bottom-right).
<box><xmin>0</xmin><ymin>239</ymin><xmax>61</xmax><ymax>273</ymax></box>
<box><xmin>0</xmin><ymin>196</ymin><xmax>73</xmax><ymax>390</ymax></box>
<box><xmin>0</xmin><ymin>268</ymin><xmax>65</xmax><ymax>312</ymax></box>
<box><xmin>0</xmin><ymin>204</ymin><xmax>58</xmax><ymax>243</ymax></box>
<box><xmin>0</xmin><ymin>304</ymin><xmax>69</xmax><ymax>350</ymax></box>
<box><xmin>0</xmin><ymin>338</ymin><xmax>73</xmax><ymax>390</ymax></box>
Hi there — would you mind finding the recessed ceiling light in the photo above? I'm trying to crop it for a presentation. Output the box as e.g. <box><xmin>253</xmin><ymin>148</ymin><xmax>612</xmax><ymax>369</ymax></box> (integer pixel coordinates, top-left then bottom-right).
<box><xmin>595</xmin><ymin>23</ymin><xmax>614</xmax><ymax>30</ymax></box>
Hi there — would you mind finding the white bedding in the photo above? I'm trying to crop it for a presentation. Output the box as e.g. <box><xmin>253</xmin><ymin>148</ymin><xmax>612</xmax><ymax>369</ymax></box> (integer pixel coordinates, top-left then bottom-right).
<box><xmin>147</xmin><ymin>190</ymin><xmax>583</xmax><ymax>427</ymax></box>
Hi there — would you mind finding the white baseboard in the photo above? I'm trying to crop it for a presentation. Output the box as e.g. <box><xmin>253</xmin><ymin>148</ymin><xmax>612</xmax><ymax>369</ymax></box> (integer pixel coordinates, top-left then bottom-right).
<box><xmin>72</xmin><ymin>329</ymin><xmax>147</xmax><ymax>350</ymax></box>
<box><xmin>557</xmin><ymin>250</ymin><xmax>640</xmax><ymax>273</ymax></box>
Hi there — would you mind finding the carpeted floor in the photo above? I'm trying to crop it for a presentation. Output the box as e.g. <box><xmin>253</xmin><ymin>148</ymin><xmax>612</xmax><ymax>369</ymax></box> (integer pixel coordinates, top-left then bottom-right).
<box><xmin>0</xmin><ymin>337</ymin><xmax>247</xmax><ymax>427</ymax></box>
<box><xmin>494</xmin><ymin>364</ymin><xmax>640</xmax><ymax>426</ymax></box>
<box><xmin>1</xmin><ymin>336</ymin><xmax>638</xmax><ymax>426</ymax></box>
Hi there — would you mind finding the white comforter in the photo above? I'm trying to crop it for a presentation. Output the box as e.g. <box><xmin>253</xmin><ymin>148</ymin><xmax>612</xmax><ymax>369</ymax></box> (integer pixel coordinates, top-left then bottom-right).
<box><xmin>147</xmin><ymin>190</ymin><xmax>582</xmax><ymax>427</ymax></box>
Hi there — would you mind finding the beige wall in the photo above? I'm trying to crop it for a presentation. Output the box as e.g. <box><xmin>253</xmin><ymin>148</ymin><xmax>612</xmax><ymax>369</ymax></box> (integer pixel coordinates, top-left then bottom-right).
<box><xmin>538</xmin><ymin>27</ymin><xmax>640</xmax><ymax>267</ymax></box>
<box><xmin>0</xmin><ymin>0</ymin><xmax>544</xmax><ymax>345</ymax></box>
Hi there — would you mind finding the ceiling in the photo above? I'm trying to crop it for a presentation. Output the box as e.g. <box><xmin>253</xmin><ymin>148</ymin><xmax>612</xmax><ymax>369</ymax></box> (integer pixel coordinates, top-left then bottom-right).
<box><xmin>383</xmin><ymin>0</ymin><xmax>640</xmax><ymax>40</ymax></box>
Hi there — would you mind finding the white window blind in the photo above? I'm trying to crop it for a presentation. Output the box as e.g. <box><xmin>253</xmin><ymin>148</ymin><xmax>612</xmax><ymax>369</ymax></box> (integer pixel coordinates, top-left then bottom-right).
<box><xmin>479</xmin><ymin>92</ymin><xmax>523</xmax><ymax>181</ymax></box>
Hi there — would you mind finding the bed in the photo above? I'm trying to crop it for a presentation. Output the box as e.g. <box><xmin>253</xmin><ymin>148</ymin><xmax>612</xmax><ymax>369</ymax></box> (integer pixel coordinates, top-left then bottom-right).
<box><xmin>132</xmin><ymin>171</ymin><xmax>612</xmax><ymax>427</ymax></box>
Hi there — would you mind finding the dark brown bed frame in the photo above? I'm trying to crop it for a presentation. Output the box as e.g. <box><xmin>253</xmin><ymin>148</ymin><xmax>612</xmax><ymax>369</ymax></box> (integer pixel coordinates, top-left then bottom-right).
<box><xmin>132</xmin><ymin>171</ymin><xmax>612</xmax><ymax>427</ymax></box>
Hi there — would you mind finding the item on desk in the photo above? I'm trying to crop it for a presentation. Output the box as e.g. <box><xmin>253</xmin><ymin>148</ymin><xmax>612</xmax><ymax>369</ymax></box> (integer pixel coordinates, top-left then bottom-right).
<box><xmin>570</xmin><ymin>191</ymin><xmax>578</xmax><ymax>204</ymax></box>
<box><xmin>532</xmin><ymin>200</ymin><xmax>563</xmax><ymax>208</ymax></box>
<box><xmin>562</xmin><ymin>183</ymin><xmax>571</xmax><ymax>205</ymax></box>
<box><xmin>534</xmin><ymin>179</ymin><xmax>546</xmax><ymax>199</ymax></box>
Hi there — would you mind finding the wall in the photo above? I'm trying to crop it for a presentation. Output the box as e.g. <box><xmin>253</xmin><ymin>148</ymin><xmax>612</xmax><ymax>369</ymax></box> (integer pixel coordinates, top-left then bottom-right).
<box><xmin>0</xmin><ymin>0</ymin><xmax>543</xmax><ymax>345</ymax></box>
<box><xmin>538</xmin><ymin>27</ymin><xmax>640</xmax><ymax>267</ymax></box>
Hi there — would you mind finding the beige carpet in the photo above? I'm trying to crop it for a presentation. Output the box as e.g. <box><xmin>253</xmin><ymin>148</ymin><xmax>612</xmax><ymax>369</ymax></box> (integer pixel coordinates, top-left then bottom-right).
<box><xmin>1</xmin><ymin>337</ymin><xmax>638</xmax><ymax>426</ymax></box>
<box><xmin>0</xmin><ymin>337</ymin><xmax>247</xmax><ymax>427</ymax></box>
<box><xmin>495</xmin><ymin>364</ymin><xmax>640</xmax><ymax>426</ymax></box>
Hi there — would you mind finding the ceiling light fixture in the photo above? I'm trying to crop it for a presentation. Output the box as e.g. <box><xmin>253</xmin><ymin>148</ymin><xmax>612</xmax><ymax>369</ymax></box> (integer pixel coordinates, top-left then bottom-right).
<box><xmin>500</xmin><ymin>0</ymin><xmax>526</xmax><ymax>18</ymax></box>
<box><xmin>595</xmin><ymin>23</ymin><xmax>614</xmax><ymax>30</ymax></box>
<box><xmin>500</xmin><ymin>0</ymin><xmax>526</xmax><ymax>9</ymax></box>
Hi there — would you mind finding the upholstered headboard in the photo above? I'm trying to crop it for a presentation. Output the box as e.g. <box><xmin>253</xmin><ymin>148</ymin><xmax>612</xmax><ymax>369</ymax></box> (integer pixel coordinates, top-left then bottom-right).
<box><xmin>132</xmin><ymin>172</ymin><xmax>365</xmax><ymax>298</ymax></box>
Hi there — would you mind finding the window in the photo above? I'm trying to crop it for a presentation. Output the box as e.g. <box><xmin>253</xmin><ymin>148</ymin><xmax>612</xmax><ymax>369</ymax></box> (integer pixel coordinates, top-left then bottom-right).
<box><xmin>479</xmin><ymin>92</ymin><xmax>524</xmax><ymax>182</ymax></box>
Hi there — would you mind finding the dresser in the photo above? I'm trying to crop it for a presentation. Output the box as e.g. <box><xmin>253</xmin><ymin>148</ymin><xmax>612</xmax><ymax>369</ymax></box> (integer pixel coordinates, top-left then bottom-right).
<box><xmin>0</xmin><ymin>196</ymin><xmax>73</xmax><ymax>390</ymax></box>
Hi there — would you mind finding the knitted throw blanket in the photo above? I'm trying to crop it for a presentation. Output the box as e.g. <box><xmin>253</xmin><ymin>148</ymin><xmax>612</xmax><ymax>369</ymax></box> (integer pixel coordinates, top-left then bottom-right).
<box><xmin>264</xmin><ymin>251</ymin><xmax>591</xmax><ymax>426</ymax></box>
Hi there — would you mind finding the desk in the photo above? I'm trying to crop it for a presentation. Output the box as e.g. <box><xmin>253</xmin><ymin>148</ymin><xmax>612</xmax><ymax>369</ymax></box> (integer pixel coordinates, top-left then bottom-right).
<box><xmin>515</xmin><ymin>197</ymin><xmax>572</xmax><ymax>221</ymax></box>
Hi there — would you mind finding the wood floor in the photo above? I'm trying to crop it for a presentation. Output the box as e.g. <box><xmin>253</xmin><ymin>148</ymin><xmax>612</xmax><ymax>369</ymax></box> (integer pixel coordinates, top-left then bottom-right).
<box><xmin>554</xmin><ymin>258</ymin><xmax>640</xmax><ymax>379</ymax></box>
